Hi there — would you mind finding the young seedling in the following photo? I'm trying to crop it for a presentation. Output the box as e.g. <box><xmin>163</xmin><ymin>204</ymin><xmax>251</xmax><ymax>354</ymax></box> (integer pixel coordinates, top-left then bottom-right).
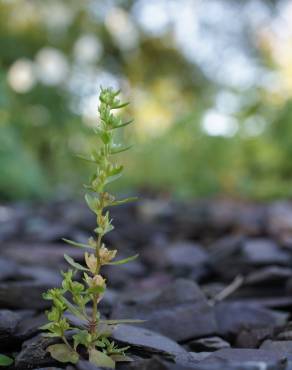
<box><xmin>42</xmin><ymin>87</ymin><xmax>140</xmax><ymax>368</ymax></box>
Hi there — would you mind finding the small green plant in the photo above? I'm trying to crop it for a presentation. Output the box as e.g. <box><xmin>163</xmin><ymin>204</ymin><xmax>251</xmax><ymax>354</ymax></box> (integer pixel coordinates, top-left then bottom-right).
<box><xmin>42</xmin><ymin>88</ymin><xmax>139</xmax><ymax>368</ymax></box>
<box><xmin>0</xmin><ymin>354</ymin><xmax>13</xmax><ymax>367</ymax></box>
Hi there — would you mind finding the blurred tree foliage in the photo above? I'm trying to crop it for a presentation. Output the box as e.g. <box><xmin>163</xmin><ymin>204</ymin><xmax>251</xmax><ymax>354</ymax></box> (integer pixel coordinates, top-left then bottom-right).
<box><xmin>0</xmin><ymin>0</ymin><xmax>291</xmax><ymax>200</ymax></box>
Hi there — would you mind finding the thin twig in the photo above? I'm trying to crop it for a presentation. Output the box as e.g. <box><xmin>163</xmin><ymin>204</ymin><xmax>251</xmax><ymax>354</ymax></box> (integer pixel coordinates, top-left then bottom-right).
<box><xmin>210</xmin><ymin>274</ymin><xmax>244</xmax><ymax>305</ymax></box>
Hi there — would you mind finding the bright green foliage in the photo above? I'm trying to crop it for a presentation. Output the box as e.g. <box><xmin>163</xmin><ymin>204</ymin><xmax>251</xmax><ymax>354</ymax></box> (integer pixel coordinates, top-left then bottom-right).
<box><xmin>42</xmin><ymin>88</ymin><xmax>140</xmax><ymax>368</ymax></box>
<box><xmin>0</xmin><ymin>354</ymin><xmax>13</xmax><ymax>367</ymax></box>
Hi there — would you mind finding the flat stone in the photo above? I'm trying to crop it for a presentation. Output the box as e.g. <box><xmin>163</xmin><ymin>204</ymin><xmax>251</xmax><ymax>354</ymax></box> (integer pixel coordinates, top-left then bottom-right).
<box><xmin>165</xmin><ymin>241</ymin><xmax>208</xmax><ymax>269</ymax></box>
<box><xmin>77</xmin><ymin>360</ymin><xmax>104</xmax><ymax>370</ymax></box>
<box><xmin>245</xmin><ymin>266</ymin><xmax>292</xmax><ymax>285</ymax></box>
<box><xmin>200</xmin><ymin>348</ymin><xmax>287</xmax><ymax>368</ymax></box>
<box><xmin>2</xmin><ymin>243</ymin><xmax>83</xmax><ymax>269</ymax></box>
<box><xmin>208</xmin><ymin>235</ymin><xmax>246</xmax><ymax>279</ymax></box>
<box><xmin>242</xmin><ymin>239</ymin><xmax>290</xmax><ymax>265</ymax></box>
<box><xmin>215</xmin><ymin>302</ymin><xmax>288</xmax><ymax>337</ymax></box>
<box><xmin>35</xmin><ymin>368</ymin><xmax>64</xmax><ymax>370</ymax></box>
<box><xmin>118</xmin><ymin>356</ymin><xmax>200</xmax><ymax>370</ymax></box>
<box><xmin>0</xmin><ymin>309</ymin><xmax>21</xmax><ymax>345</ymax></box>
<box><xmin>15</xmin><ymin>313</ymin><xmax>46</xmax><ymax>341</ymax></box>
<box><xmin>0</xmin><ymin>258</ymin><xmax>18</xmax><ymax>281</ymax></box>
<box><xmin>268</xmin><ymin>201</ymin><xmax>292</xmax><ymax>236</ymax></box>
<box><xmin>111</xmin><ymin>279</ymin><xmax>217</xmax><ymax>341</ymax></box>
<box><xmin>24</xmin><ymin>218</ymin><xmax>72</xmax><ymax>242</ymax></box>
<box><xmin>188</xmin><ymin>336</ymin><xmax>230</xmax><ymax>352</ymax></box>
<box><xmin>260</xmin><ymin>340</ymin><xmax>292</xmax><ymax>353</ymax></box>
<box><xmin>15</xmin><ymin>335</ymin><xmax>57</xmax><ymax>369</ymax></box>
<box><xmin>231</xmin><ymin>297</ymin><xmax>292</xmax><ymax>310</ymax></box>
<box><xmin>0</xmin><ymin>268</ymin><xmax>62</xmax><ymax>309</ymax></box>
<box><xmin>111</xmin><ymin>324</ymin><xmax>187</xmax><ymax>359</ymax></box>
<box><xmin>236</xmin><ymin>327</ymin><xmax>275</xmax><ymax>348</ymax></box>
<box><xmin>119</xmin><ymin>355</ymin><xmax>282</xmax><ymax>370</ymax></box>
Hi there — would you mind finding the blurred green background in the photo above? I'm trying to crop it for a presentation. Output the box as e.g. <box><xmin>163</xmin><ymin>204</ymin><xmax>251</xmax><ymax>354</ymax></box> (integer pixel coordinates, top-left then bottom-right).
<box><xmin>1</xmin><ymin>0</ymin><xmax>292</xmax><ymax>200</ymax></box>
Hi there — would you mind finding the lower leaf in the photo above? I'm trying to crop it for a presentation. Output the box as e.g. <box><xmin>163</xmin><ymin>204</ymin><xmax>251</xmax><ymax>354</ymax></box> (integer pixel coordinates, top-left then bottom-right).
<box><xmin>0</xmin><ymin>354</ymin><xmax>13</xmax><ymax>367</ymax></box>
<box><xmin>47</xmin><ymin>344</ymin><xmax>79</xmax><ymax>364</ymax></box>
<box><xmin>89</xmin><ymin>349</ymin><xmax>115</xmax><ymax>369</ymax></box>
<box><xmin>110</xmin><ymin>354</ymin><xmax>133</xmax><ymax>362</ymax></box>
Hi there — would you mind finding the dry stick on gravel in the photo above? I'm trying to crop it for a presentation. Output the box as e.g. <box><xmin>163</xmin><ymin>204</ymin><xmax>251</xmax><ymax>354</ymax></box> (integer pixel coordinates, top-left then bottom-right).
<box><xmin>210</xmin><ymin>275</ymin><xmax>244</xmax><ymax>305</ymax></box>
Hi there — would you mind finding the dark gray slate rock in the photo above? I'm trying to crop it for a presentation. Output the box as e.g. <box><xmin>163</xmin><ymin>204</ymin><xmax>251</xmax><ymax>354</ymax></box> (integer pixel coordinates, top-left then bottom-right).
<box><xmin>15</xmin><ymin>335</ymin><xmax>57</xmax><ymax>369</ymax></box>
<box><xmin>24</xmin><ymin>218</ymin><xmax>72</xmax><ymax>242</ymax></box>
<box><xmin>119</xmin><ymin>354</ymin><xmax>286</xmax><ymax>370</ymax></box>
<box><xmin>200</xmin><ymin>348</ymin><xmax>287</xmax><ymax>369</ymax></box>
<box><xmin>111</xmin><ymin>324</ymin><xmax>187</xmax><ymax>359</ymax></box>
<box><xmin>2</xmin><ymin>242</ymin><xmax>83</xmax><ymax>269</ymax></box>
<box><xmin>0</xmin><ymin>258</ymin><xmax>18</xmax><ymax>281</ymax></box>
<box><xmin>0</xmin><ymin>309</ymin><xmax>21</xmax><ymax>344</ymax></box>
<box><xmin>35</xmin><ymin>368</ymin><xmax>64</xmax><ymax>370</ymax></box>
<box><xmin>245</xmin><ymin>266</ymin><xmax>292</xmax><ymax>285</ymax></box>
<box><xmin>118</xmin><ymin>356</ymin><xmax>199</xmax><ymax>370</ymax></box>
<box><xmin>77</xmin><ymin>360</ymin><xmax>104</xmax><ymax>370</ymax></box>
<box><xmin>215</xmin><ymin>302</ymin><xmax>288</xmax><ymax>337</ymax></box>
<box><xmin>188</xmin><ymin>336</ymin><xmax>230</xmax><ymax>352</ymax></box>
<box><xmin>15</xmin><ymin>313</ymin><xmax>46</xmax><ymax>341</ymax></box>
<box><xmin>268</xmin><ymin>201</ymin><xmax>292</xmax><ymax>237</ymax></box>
<box><xmin>111</xmin><ymin>279</ymin><xmax>217</xmax><ymax>341</ymax></box>
<box><xmin>0</xmin><ymin>268</ymin><xmax>62</xmax><ymax>309</ymax></box>
<box><xmin>260</xmin><ymin>340</ymin><xmax>292</xmax><ymax>353</ymax></box>
<box><xmin>236</xmin><ymin>327</ymin><xmax>275</xmax><ymax>348</ymax></box>
<box><xmin>242</xmin><ymin>239</ymin><xmax>290</xmax><ymax>265</ymax></box>
<box><xmin>208</xmin><ymin>235</ymin><xmax>246</xmax><ymax>279</ymax></box>
<box><xmin>165</xmin><ymin>241</ymin><xmax>208</xmax><ymax>268</ymax></box>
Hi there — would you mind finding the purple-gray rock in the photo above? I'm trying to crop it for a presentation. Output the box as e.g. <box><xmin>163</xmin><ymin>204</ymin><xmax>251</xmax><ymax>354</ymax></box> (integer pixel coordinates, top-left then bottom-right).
<box><xmin>200</xmin><ymin>348</ymin><xmax>287</xmax><ymax>369</ymax></box>
<box><xmin>215</xmin><ymin>302</ymin><xmax>288</xmax><ymax>337</ymax></box>
<box><xmin>0</xmin><ymin>309</ymin><xmax>21</xmax><ymax>345</ymax></box>
<box><xmin>112</xmin><ymin>324</ymin><xmax>186</xmax><ymax>359</ymax></box>
<box><xmin>188</xmin><ymin>336</ymin><xmax>230</xmax><ymax>352</ymax></box>
<box><xmin>15</xmin><ymin>335</ymin><xmax>57</xmax><ymax>369</ymax></box>
<box><xmin>242</xmin><ymin>239</ymin><xmax>290</xmax><ymax>265</ymax></box>
<box><xmin>111</xmin><ymin>279</ymin><xmax>217</xmax><ymax>341</ymax></box>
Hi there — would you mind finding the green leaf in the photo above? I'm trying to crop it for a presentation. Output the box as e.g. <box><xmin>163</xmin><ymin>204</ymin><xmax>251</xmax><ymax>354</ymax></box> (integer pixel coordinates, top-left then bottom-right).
<box><xmin>0</xmin><ymin>354</ymin><xmax>13</xmax><ymax>367</ymax></box>
<box><xmin>105</xmin><ymin>173</ymin><xmax>122</xmax><ymax>185</ymax></box>
<box><xmin>115</xmin><ymin>119</ymin><xmax>134</xmax><ymax>128</ymax></box>
<box><xmin>112</xmin><ymin>101</ymin><xmax>129</xmax><ymax>109</ymax></box>
<box><xmin>110</xmin><ymin>197</ymin><xmax>138</xmax><ymax>206</ymax></box>
<box><xmin>105</xmin><ymin>166</ymin><xmax>123</xmax><ymax>185</ymax></box>
<box><xmin>61</xmin><ymin>296</ymin><xmax>88</xmax><ymax>321</ymax></box>
<box><xmin>73</xmin><ymin>330</ymin><xmax>91</xmax><ymax>350</ymax></box>
<box><xmin>99</xmin><ymin>131</ymin><xmax>111</xmax><ymax>145</ymax></box>
<box><xmin>89</xmin><ymin>348</ymin><xmax>115</xmax><ymax>369</ymax></box>
<box><xmin>100</xmin><ymin>319</ymin><xmax>145</xmax><ymax>325</ymax></box>
<box><xmin>75</xmin><ymin>154</ymin><xmax>96</xmax><ymax>163</ymax></box>
<box><xmin>39</xmin><ymin>322</ymin><xmax>52</xmax><ymax>330</ymax></box>
<box><xmin>107</xmin><ymin>254</ymin><xmax>139</xmax><ymax>266</ymax></box>
<box><xmin>47</xmin><ymin>344</ymin><xmax>79</xmax><ymax>364</ymax></box>
<box><xmin>62</xmin><ymin>238</ymin><xmax>94</xmax><ymax>250</ymax></box>
<box><xmin>85</xmin><ymin>193</ymin><xmax>98</xmax><ymax>213</ymax></box>
<box><xmin>64</xmin><ymin>254</ymin><xmax>89</xmax><ymax>272</ymax></box>
<box><xmin>42</xmin><ymin>332</ymin><xmax>62</xmax><ymax>338</ymax></box>
<box><xmin>110</xmin><ymin>145</ymin><xmax>132</xmax><ymax>155</ymax></box>
<box><xmin>110</xmin><ymin>354</ymin><xmax>133</xmax><ymax>362</ymax></box>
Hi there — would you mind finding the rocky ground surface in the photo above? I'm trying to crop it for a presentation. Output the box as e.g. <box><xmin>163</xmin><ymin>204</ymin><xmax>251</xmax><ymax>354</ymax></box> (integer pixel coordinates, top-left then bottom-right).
<box><xmin>2</xmin><ymin>197</ymin><xmax>292</xmax><ymax>369</ymax></box>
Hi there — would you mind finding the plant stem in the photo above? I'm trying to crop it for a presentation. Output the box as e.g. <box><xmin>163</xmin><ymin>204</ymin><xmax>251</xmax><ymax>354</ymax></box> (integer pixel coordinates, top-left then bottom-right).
<box><xmin>90</xmin><ymin>219</ymin><xmax>103</xmax><ymax>336</ymax></box>
<box><xmin>62</xmin><ymin>335</ymin><xmax>73</xmax><ymax>351</ymax></box>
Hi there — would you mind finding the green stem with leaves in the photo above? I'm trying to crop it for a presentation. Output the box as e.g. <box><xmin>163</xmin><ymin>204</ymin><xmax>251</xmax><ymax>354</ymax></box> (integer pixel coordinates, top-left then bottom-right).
<box><xmin>42</xmin><ymin>87</ymin><xmax>139</xmax><ymax>369</ymax></box>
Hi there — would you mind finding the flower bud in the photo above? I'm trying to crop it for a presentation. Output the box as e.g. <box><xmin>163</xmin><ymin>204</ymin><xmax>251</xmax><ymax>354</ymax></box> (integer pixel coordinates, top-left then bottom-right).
<box><xmin>99</xmin><ymin>245</ymin><xmax>117</xmax><ymax>265</ymax></box>
<box><xmin>85</xmin><ymin>252</ymin><xmax>98</xmax><ymax>273</ymax></box>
